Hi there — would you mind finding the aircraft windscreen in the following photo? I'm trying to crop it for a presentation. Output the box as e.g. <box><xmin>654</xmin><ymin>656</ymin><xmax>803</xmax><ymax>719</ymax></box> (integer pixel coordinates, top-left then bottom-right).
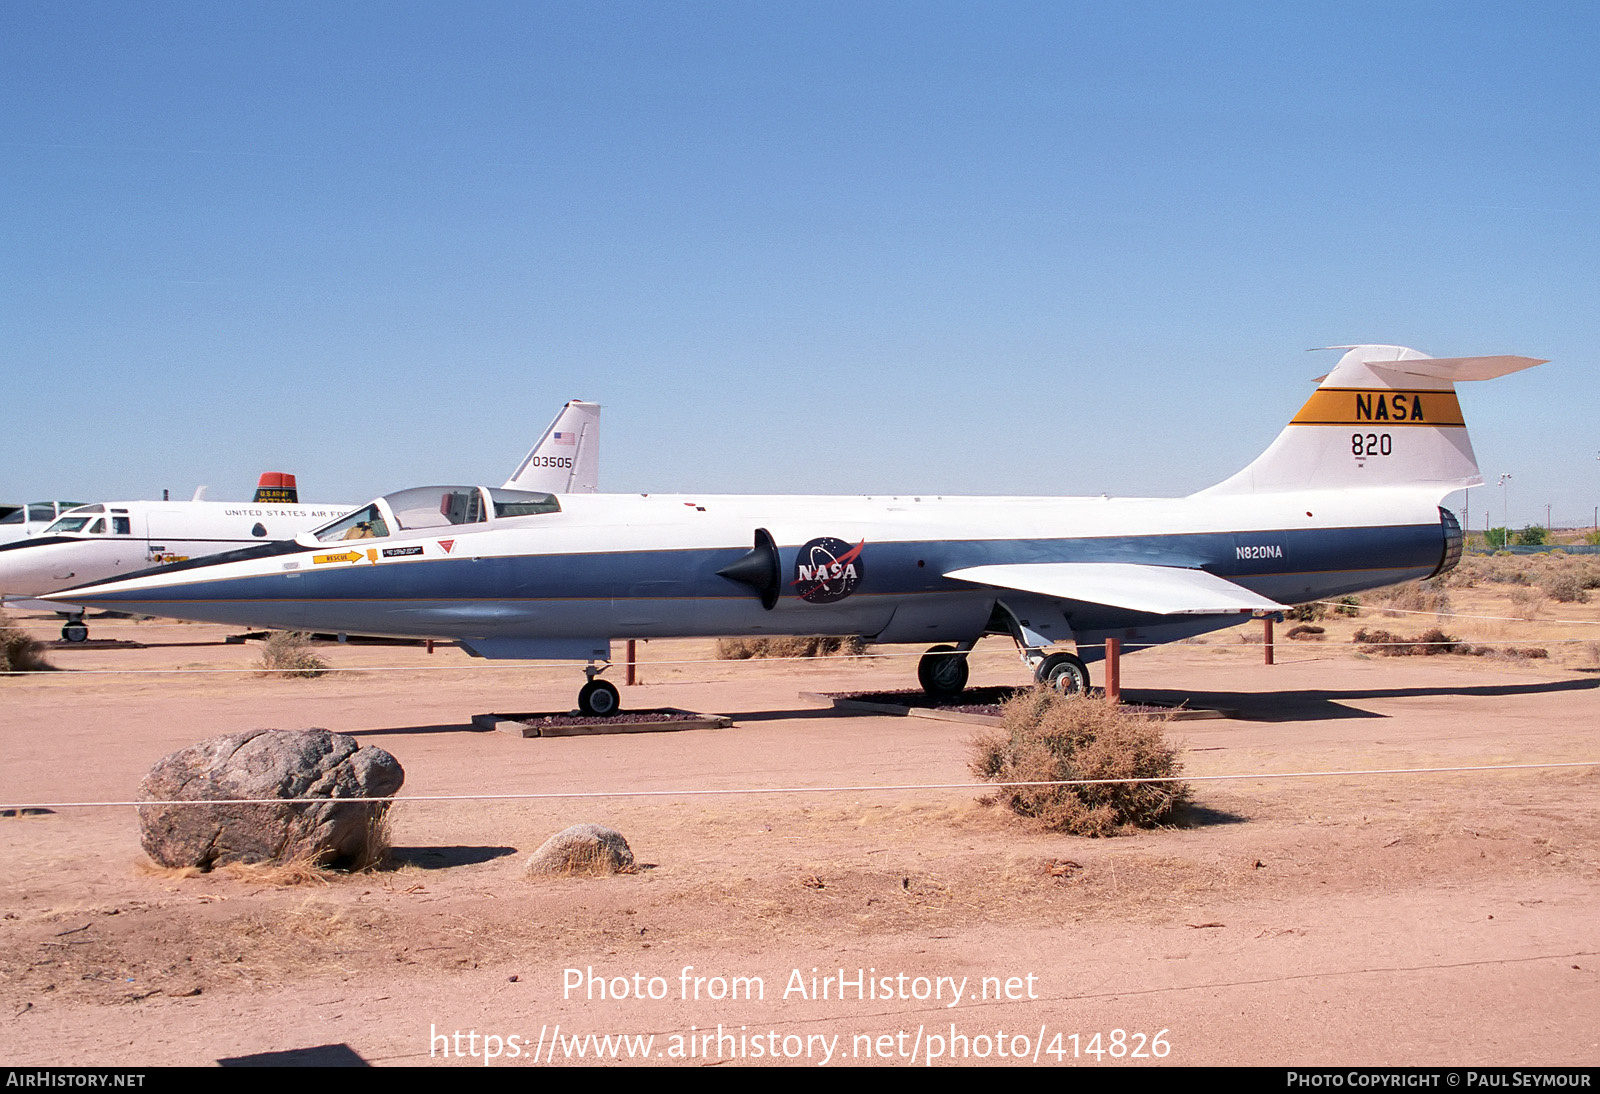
<box><xmin>44</xmin><ymin>515</ymin><xmax>96</xmax><ymax>534</ymax></box>
<box><xmin>313</xmin><ymin>504</ymin><xmax>391</xmax><ymax>543</ymax></box>
<box><xmin>488</xmin><ymin>488</ymin><xmax>560</xmax><ymax>518</ymax></box>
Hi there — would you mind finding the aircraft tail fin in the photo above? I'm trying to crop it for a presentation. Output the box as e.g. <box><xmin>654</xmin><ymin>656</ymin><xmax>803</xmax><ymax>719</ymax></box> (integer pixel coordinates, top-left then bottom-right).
<box><xmin>502</xmin><ymin>400</ymin><xmax>600</xmax><ymax>494</ymax></box>
<box><xmin>1197</xmin><ymin>345</ymin><xmax>1544</xmax><ymax>496</ymax></box>
<box><xmin>253</xmin><ymin>472</ymin><xmax>299</xmax><ymax>504</ymax></box>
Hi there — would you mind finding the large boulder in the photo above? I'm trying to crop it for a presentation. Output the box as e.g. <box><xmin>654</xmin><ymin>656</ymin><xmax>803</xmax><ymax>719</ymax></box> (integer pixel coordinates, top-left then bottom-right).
<box><xmin>525</xmin><ymin>824</ymin><xmax>635</xmax><ymax>877</ymax></box>
<box><xmin>138</xmin><ymin>728</ymin><xmax>404</xmax><ymax>870</ymax></box>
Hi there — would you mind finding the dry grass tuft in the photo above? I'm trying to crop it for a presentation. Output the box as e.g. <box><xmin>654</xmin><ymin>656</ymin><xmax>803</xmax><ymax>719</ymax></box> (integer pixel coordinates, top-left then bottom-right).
<box><xmin>716</xmin><ymin>635</ymin><xmax>868</xmax><ymax>659</ymax></box>
<box><xmin>0</xmin><ymin>612</ymin><xmax>54</xmax><ymax>673</ymax></box>
<box><xmin>1369</xmin><ymin>579</ymin><xmax>1452</xmax><ymax>618</ymax></box>
<box><xmin>970</xmin><ymin>688</ymin><xmax>1188</xmax><ymax>837</ymax></box>
<box><xmin>1508</xmin><ymin>586</ymin><xmax>1547</xmax><ymax>618</ymax></box>
<box><xmin>1538</xmin><ymin>571</ymin><xmax>1590</xmax><ymax>604</ymax></box>
<box><xmin>256</xmin><ymin>631</ymin><xmax>328</xmax><ymax>678</ymax></box>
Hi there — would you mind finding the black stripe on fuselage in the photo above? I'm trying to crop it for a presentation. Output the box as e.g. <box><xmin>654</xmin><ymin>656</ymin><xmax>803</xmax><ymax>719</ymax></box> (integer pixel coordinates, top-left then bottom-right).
<box><xmin>64</xmin><ymin>522</ymin><xmax>1444</xmax><ymax>607</ymax></box>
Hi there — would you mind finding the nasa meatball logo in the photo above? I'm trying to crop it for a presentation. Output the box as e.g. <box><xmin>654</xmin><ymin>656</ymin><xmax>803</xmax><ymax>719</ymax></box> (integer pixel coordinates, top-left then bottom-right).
<box><xmin>791</xmin><ymin>537</ymin><xmax>865</xmax><ymax>604</ymax></box>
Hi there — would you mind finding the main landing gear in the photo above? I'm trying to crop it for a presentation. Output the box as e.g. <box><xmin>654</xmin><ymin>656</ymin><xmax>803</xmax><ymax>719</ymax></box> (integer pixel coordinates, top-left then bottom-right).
<box><xmin>60</xmin><ymin>616</ymin><xmax>89</xmax><ymax>643</ymax></box>
<box><xmin>916</xmin><ymin>602</ymin><xmax>1092</xmax><ymax>700</ymax></box>
<box><xmin>577</xmin><ymin>662</ymin><xmax>620</xmax><ymax>717</ymax></box>
<box><xmin>1033</xmin><ymin>651</ymin><xmax>1089</xmax><ymax>694</ymax></box>
<box><xmin>915</xmin><ymin>642</ymin><xmax>1090</xmax><ymax>698</ymax></box>
<box><xmin>917</xmin><ymin>644</ymin><xmax>970</xmax><ymax>697</ymax></box>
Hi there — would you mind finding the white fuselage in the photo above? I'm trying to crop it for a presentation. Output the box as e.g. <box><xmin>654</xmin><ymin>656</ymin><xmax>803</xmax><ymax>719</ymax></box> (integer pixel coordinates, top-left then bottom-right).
<box><xmin>45</xmin><ymin>485</ymin><xmax>1453</xmax><ymax>660</ymax></box>
<box><xmin>0</xmin><ymin>498</ymin><xmax>356</xmax><ymax>605</ymax></box>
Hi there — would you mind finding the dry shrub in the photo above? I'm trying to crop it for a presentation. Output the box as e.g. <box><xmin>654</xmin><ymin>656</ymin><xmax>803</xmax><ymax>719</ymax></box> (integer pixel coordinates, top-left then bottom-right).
<box><xmin>970</xmin><ymin>688</ymin><xmax>1188</xmax><ymax>837</ymax></box>
<box><xmin>1508</xmin><ymin>586</ymin><xmax>1546</xmax><ymax>617</ymax></box>
<box><xmin>1353</xmin><ymin>627</ymin><xmax>1463</xmax><ymax>656</ymax></box>
<box><xmin>0</xmin><ymin>612</ymin><xmax>54</xmax><ymax>673</ymax></box>
<box><xmin>1286</xmin><ymin>624</ymin><xmax>1325</xmax><ymax>641</ymax></box>
<box><xmin>716</xmin><ymin>635</ymin><xmax>868</xmax><ymax>659</ymax></box>
<box><xmin>1369</xmin><ymin>580</ymin><xmax>1451</xmax><ymax>618</ymax></box>
<box><xmin>1538</xmin><ymin>572</ymin><xmax>1589</xmax><ymax>604</ymax></box>
<box><xmin>1287</xmin><ymin>602</ymin><xmax>1326</xmax><ymax>622</ymax></box>
<box><xmin>256</xmin><ymin>631</ymin><xmax>328</xmax><ymax>678</ymax></box>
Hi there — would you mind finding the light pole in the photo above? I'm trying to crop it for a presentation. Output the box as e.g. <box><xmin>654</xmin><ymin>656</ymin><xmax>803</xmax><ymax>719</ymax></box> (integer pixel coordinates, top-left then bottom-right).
<box><xmin>1498</xmin><ymin>473</ymin><xmax>1513</xmax><ymax>547</ymax></box>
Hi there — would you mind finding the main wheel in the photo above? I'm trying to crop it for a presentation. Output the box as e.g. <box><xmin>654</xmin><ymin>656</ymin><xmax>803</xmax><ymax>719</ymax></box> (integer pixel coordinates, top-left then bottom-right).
<box><xmin>917</xmin><ymin>644</ymin><xmax>969</xmax><ymax>697</ymax></box>
<box><xmin>1035</xmin><ymin>652</ymin><xmax>1089</xmax><ymax>694</ymax></box>
<box><xmin>578</xmin><ymin>679</ymin><xmax>621</xmax><ymax>717</ymax></box>
<box><xmin>61</xmin><ymin>620</ymin><xmax>89</xmax><ymax>643</ymax></box>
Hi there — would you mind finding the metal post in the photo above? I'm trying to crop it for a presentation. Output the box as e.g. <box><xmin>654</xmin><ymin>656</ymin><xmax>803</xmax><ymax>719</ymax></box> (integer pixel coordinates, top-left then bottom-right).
<box><xmin>1263</xmin><ymin>616</ymin><xmax>1274</xmax><ymax>665</ymax></box>
<box><xmin>1104</xmin><ymin>637</ymin><xmax>1121</xmax><ymax>704</ymax></box>
<box><xmin>625</xmin><ymin>639</ymin><xmax>637</xmax><ymax>686</ymax></box>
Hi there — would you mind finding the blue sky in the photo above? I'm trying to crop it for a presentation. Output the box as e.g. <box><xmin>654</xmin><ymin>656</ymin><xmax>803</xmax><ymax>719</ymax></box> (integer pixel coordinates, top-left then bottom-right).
<box><xmin>4</xmin><ymin>2</ymin><xmax>1596</xmax><ymax>527</ymax></box>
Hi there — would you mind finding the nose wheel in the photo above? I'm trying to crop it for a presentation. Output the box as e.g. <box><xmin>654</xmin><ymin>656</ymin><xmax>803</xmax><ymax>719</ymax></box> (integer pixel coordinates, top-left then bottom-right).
<box><xmin>577</xmin><ymin>662</ymin><xmax>621</xmax><ymax>717</ymax></box>
<box><xmin>578</xmin><ymin>680</ymin><xmax>620</xmax><ymax>717</ymax></box>
<box><xmin>61</xmin><ymin>619</ymin><xmax>89</xmax><ymax>643</ymax></box>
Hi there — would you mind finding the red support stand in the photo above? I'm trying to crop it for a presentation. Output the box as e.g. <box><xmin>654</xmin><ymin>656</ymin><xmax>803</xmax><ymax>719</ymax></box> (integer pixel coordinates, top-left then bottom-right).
<box><xmin>1104</xmin><ymin>636</ymin><xmax>1121</xmax><ymax>704</ymax></box>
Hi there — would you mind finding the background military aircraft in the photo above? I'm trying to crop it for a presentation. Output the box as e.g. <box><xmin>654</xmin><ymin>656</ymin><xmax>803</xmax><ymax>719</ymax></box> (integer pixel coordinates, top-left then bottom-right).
<box><xmin>0</xmin><ymin>501</ymin><xmax>87</xmax><ymax>547</ymax></box>
<box><xmin>49</xmin><ymin>347</ymin><xmax>1541</xmax><ymax>714</ymax></box>
<box><xmin>5</xmin><ymin>399</ymin><xmax>599</xmax><ymax>640</ymax></box>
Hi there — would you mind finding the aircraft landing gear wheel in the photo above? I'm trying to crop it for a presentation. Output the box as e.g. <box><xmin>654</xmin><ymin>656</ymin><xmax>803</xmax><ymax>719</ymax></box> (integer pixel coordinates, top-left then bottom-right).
<box><xmin>1035</xmin><ymin>652</ymin><xmax>1089</xmax><ymax>695</ymax></box>
<box><xmin>61</xmin><ymin>620</ymin><xmax>89</xmax><ymax>644</ymax></box>
<box><xmin>578</xmin><ymin>679</ymin><xmax>621</xmax><ymax>718</ymax></box>
<box><xmin>917</xmin><ymin>644</ymin><xmax>969</xmax><ymax>697</ymax></box>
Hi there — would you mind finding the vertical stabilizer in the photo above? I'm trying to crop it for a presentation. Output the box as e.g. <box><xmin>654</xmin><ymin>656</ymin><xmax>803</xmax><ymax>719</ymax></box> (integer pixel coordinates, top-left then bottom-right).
<box><xmin>1198</xmin><ymin>345</ymin><xmax>1543</xmax><ymax>496</ymax></box>
<box><xmin>253</xmin><ymin>473</ymin><xmax>299</xmax><ymax>504</ymax></box>
<box><xmin>503</xmin><ymin>400</ymin><xmax>601</xmax><ymax>494</ymax></box>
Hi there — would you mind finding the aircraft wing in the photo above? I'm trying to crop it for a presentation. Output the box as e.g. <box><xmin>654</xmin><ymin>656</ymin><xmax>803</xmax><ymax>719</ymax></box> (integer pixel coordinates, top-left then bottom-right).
<box><xmin>944</xmin><ymin>562</ymin><xmax>1288</xmax><ymax>616</ymax></box>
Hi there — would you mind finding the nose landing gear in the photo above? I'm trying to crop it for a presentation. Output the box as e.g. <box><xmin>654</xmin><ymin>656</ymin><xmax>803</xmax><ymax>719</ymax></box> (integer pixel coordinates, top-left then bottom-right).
<box><xmin>577</xmin><ymin>662</ymin><xmax>620</xmax><ymax>717</ymax></box>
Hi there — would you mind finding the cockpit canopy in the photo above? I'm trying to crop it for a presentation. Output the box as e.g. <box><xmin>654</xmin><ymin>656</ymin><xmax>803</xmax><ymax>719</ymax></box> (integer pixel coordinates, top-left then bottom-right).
<box><xmin>311</xmin><ymin>486</ymin><xmax>560</xmax><ymax>543</ymax></box>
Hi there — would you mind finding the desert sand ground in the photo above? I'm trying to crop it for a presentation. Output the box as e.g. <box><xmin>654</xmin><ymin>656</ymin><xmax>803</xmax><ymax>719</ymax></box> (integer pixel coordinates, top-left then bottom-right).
<box><xmin>2</xmin><ymin>591</ymin><xmax>1597</xmax><ymax>1068</ymax></box>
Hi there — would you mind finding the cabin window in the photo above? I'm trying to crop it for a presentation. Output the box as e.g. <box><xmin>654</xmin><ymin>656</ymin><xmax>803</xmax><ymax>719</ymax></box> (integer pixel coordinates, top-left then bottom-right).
<box><xmin>113</xmin><ymin>517</ymin><xmax>132</xmax><ymax>535</ymax></box>
<box><xmin>313</xmin><ymin>504</ymin><xmax>391</xmax><ymax>542</ymax></box>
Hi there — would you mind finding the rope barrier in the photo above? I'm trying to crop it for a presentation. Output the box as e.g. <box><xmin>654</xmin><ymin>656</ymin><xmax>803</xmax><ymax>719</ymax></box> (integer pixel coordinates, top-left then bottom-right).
<box><xmin>5</xmin><ymin>760</ymin><xmax>1596</xmax><ymax>812</ymax></box>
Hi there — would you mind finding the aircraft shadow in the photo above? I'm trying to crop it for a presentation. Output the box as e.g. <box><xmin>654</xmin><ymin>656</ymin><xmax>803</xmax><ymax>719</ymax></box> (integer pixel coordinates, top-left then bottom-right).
<box><xmin>218</xmin><ymin>1043</ymin><xmax>368</xmax><ymax>1067</ymax></box>
<box><xmin>388</xmin><ymin>846</ymin><xmax>520</xmax><ymax>869</ymax></box>
<box><xmin>1125</xmin><ymin>677</ymin><xmax>1598</xmax><ymax>723</ymax></box>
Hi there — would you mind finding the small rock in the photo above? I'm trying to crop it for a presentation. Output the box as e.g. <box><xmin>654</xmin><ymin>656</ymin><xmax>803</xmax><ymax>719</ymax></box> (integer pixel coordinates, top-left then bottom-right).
<box><xmin>525</xmin><ymin>824</ymin><xmax>635</xmax><ymax>877</ymax></box>
<box><xmin>138</xmin><ymin>728</ymin><xmax>403</xmax><ymax>870</ymax></box>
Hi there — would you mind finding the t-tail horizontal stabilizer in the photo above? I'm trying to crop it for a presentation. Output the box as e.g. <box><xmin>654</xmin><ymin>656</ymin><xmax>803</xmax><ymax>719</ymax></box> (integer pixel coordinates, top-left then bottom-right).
<box><xmin>945</xmin><ymin>562</ymin><xmax>1287</xmax><ymax>616</ymax></box>
<box><xmin>504</xmin><ymin>400</ymin><xmax>601</xmax><ymax>494</ymax></box>
<box><xmin>1200</xmin><ymin>345</ymin><xmax>1546</xmax><ymax>496</ymax></box>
